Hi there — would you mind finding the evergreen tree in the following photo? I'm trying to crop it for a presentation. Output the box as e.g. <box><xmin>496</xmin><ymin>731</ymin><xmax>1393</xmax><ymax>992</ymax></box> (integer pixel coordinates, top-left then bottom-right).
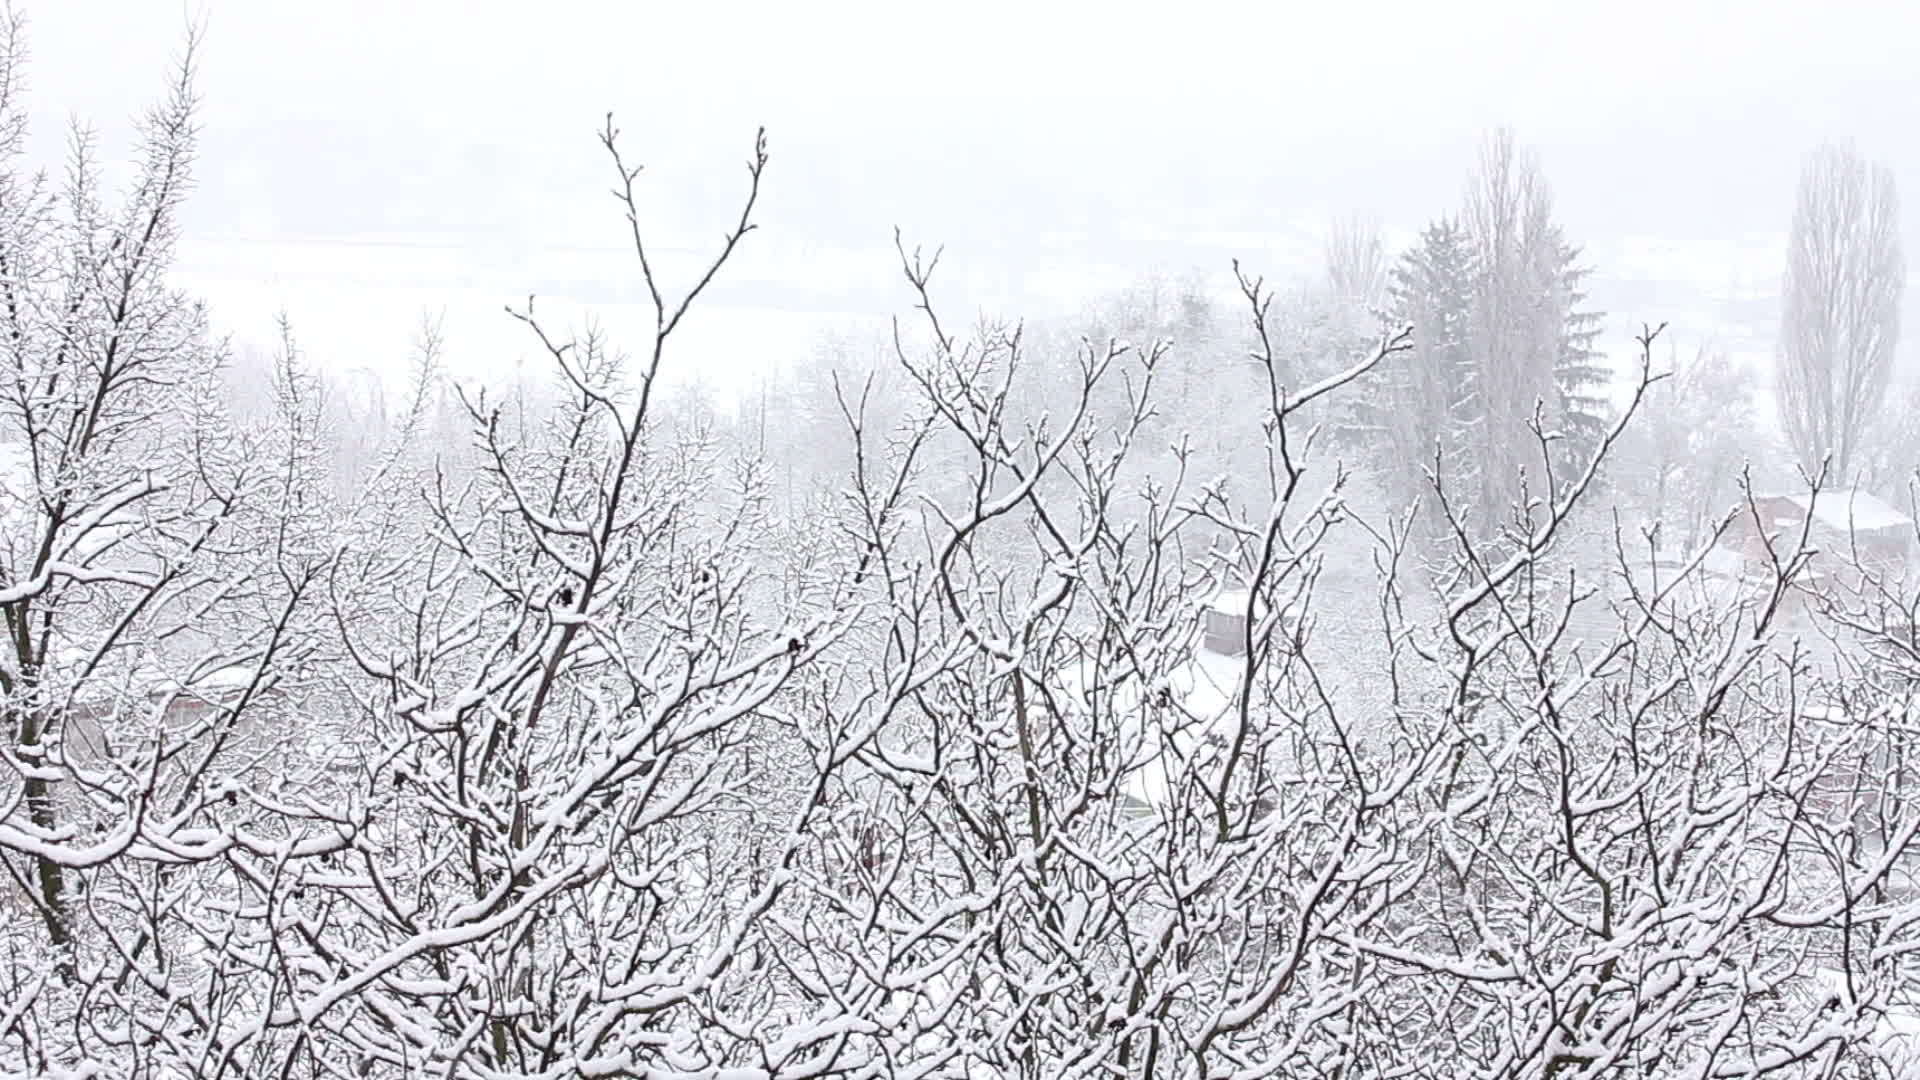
<box><xmin>1373</xmin><ymin>217</ymin><xmax>1478</xmax><ymax>542</ymax></box>
<box><xmin>1548</xmin><ymin>230</ymin><xmax>1610</xmax><ymax>471</ymax></box>
<box><xmin>1543</xmin><ymin>232</ymin><xmax>1605</xmax><ymax>441</ymax></box>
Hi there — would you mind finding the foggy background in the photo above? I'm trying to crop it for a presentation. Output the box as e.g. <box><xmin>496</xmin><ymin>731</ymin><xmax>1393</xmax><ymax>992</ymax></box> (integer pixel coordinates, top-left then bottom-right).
<box><xmin>12</xmin><ymin>4</ymin><xmax>1920</xmax><ymax>1067</ymax></box>
<box><xmin>22</xmin><ymin>0</ymin><xmax>1920</xmax><ymax>404</ymax></box>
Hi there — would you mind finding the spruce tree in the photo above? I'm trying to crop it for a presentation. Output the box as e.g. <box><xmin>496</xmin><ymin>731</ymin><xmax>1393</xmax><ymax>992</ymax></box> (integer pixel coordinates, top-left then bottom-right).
<box><xmin>1375</xmin><ymin>217</ymin><xmax>1479</xmax><ymax>541</ymax></box>
<box><xmin>1548</xmin><ymin>230</ymin><xmax>1610</xmax><ymax>474</ymax></box>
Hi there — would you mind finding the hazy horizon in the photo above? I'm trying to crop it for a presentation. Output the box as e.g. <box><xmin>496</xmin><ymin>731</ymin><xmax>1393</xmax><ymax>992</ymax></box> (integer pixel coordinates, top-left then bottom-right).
<box><xmin>19</xmin><ymin>0</ymin><xmax>1919</xmax><ymax>402</ymax></box>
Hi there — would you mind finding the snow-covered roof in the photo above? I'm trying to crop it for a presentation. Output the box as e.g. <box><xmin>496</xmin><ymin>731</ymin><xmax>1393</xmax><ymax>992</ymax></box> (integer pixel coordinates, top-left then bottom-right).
<box><xmin>150</xmin><ymin>664</ymin><xmax>261</xmax><ymax>699</ymax></box>
<box><xmin>54</xmin><ymin>662</ymin><xmax>272</xmax><ymax>768</ymax></box>
<box><xmin>1698</xmin><ymin>545</ymin><xmax>1749</xmax><ymax>579</ymax></box>
<box><xmin>58</xmin><ymin>657</ymin><xmax>264</xmax><ymax>713</ymax></box>
<box><xmin>1798</xmin><ymin>698</ymin><xmax>1918</xmax><ymax>728</ymax></box>
<box><xmin>1762</xmin><ymin>489</ymin><xmax>1911</xmax><ymax>533</ymax></box>
<box><xmin>1207</xmin><ymin>588</ymin><xmax>1253</xmax><ymax>615</ymax></box>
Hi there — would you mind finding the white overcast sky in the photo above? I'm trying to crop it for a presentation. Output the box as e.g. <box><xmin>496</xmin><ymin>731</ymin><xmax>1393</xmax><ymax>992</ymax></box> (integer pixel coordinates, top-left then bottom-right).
<box><xmin>17</xmin><ymin>0</ymin><xmax>1920</xmax><ymax>397</ymax></box>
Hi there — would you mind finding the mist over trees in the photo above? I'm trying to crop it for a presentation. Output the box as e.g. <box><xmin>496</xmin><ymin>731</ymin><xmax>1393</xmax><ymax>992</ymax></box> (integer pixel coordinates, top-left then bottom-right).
<box><xmin>5</xmin><ymin>16</ymin><xmax>1920</xmax><ymax>1080</ymax></box>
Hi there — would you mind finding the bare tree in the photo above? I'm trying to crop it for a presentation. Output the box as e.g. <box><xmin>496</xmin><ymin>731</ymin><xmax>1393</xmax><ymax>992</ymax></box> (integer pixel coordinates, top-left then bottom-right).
<box><xmin>1776</xmin><ymin>141</ymin><xmax>1905</xmax><ymax>484</ymax></box>
<box><xmin>1459</xmin><ymin>129</ymin><xmax>1607</xmax><ymax>548</ymax></box>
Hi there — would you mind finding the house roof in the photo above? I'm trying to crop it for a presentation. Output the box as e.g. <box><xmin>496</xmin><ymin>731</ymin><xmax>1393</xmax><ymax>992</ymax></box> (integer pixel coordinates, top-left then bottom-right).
<box><xmin>1698</xmin><ymin>545</ymin><xmax>1750</xmax><ymax>579</ymax></box>
<box><xmin>1208</xmin><ymin>588</ymin><xmax>1253</xmax><ymax>615</ymax></box>
<box><xmin>1760</xmin><ymin>489</ymin><xmax>1911</xmax><ymax>533</ymax></box>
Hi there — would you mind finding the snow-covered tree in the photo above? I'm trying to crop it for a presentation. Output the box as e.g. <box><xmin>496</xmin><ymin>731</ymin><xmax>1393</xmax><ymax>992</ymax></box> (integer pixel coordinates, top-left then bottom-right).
<box><xmin>7</xmin><ymin>24</ymin><xmax>1920</xmax><ymax>1079</ymax></box>
<box><xmin>0</xmin><ymin>20</ymin><xmax>351</xmax><ymax>1070</ymax></box>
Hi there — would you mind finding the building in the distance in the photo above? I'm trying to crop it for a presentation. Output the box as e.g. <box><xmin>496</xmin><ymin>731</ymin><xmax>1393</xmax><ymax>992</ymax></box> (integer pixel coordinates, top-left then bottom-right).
<box><xmin>1718</xmin><ymin>488</ymin><xmax>1915</xmax><ymax>577</ymax></box>
<box><xmin>1705</xmin><ymin>488</ymin><xmax>1916</xmax><ymax>630</ymax></box>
